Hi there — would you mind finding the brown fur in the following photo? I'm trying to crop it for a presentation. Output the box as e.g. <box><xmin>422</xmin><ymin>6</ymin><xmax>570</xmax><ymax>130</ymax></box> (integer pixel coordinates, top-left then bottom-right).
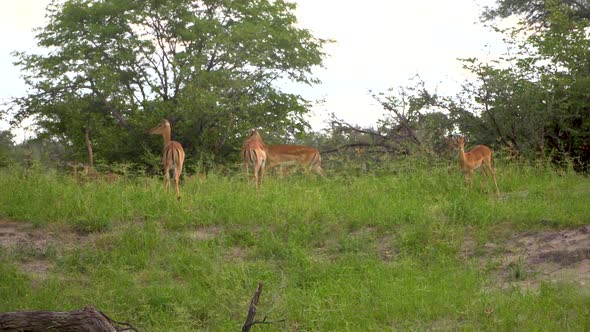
<box><xmin>241</xmin><ymin>129</ymin><xmax>267</xmax><ymax>188</ymax></box>
<box><xmin>266</xmin><ymin>144</ymin><xmax>325</xmax><ymax>176</ymax></box>
<box><xmin>149</xmin><ymin>119</ymin><xmax>185</xmax><ymax>199</ymax></box>
<box><xmin>456</xmin><ymin>136</ymin><xmax>499</xmax><ymax>194</ymax></box>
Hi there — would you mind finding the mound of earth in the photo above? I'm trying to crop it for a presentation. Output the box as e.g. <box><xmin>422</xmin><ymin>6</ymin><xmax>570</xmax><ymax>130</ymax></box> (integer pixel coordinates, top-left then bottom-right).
<box><xmin>475</xmin><ymin>225</ymin><xmax>590</xmax><ymax>289</ymax></box>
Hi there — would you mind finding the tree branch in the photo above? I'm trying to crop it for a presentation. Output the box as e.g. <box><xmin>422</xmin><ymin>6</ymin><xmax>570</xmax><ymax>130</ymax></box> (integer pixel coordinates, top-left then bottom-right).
<box><xmin>321</xmin><ymin>142</ymin><xmax>397</xmax><ymax>154</ymax></box>
<box><xmin>371</xmin><ymin>94</ymin><xmax>422</xmax><ymax>146</ymax></box>
<box><xmin>242</xmin><ymin>282</ymin><xmax>263</xmax><ymax>332</ymax></box>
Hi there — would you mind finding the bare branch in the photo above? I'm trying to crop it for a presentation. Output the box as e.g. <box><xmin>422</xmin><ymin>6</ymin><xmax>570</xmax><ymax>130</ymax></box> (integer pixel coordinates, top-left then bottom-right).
<box><xmin>242</xmin><ymin>282</ymin><xmax>263</xmax><ymax>332</ymax></box>
<box><xmin>371</xmin><ymin>94</ymin><xmax>422</xmax><ymax>146</ymax></box>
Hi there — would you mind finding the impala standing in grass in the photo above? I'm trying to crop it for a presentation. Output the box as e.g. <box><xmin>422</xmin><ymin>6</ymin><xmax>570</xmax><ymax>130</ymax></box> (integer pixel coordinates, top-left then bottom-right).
<box><xmin>149</xmin><ymin>119</ymin><xmax>185</xmax><ymax>200</ymax></box>
<box><xmin>456</xmin><ymin>136</ymin><xmax>499</xmax><ymax>194</ymax></box>
<box><xmin>266</xmin><ymin>144</ymin><xmax>325</xmax><ymax>176</ymax></box>
<box><xmin>242</xmin><ymin>128</ymin><xmax>267</xmax><ymax>188</ymax></box>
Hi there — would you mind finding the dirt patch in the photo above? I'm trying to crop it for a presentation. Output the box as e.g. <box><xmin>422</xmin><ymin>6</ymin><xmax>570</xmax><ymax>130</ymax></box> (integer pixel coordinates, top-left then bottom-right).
<box><xmin>0</xmin><ymin>220</ymin><xmax>95</xmax><ymax>280</ymax></box>
<box><xmin>225</xmin><ymin>246</ymin><xmax>249</xmax><ymax>261</ymax></box>
<box><xmin>0</xmin><ymin>220</ymin><xmax>94</xmax><ymax>251</ymax></box>
<box><xmin>376</xmin><ymin>234</ymin><xmax>398</xmax><ymax>262</ymax></box>
<box><xmin>188</xmin><ymin>225</ymin><xmax>222</xmax><ymax>241</ymax></box>
<box><xmin>469</xmin><ymin>225</ymin><xmax>590</xmax><ymax>289</ymax></box>
<box><xmin>0</xmin><ymin>221</ymin><xmax>54</xmax><ymax>251</ymax></box>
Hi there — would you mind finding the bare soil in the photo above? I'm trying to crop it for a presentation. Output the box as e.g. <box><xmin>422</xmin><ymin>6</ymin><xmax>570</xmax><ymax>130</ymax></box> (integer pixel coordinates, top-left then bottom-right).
<box><xmin>188</xmin><ymin>225</ymin><xmax>222</xmax><ymax>241</ymax></box>
<box><xmin>0</xmin><ymin>221</ymin><xmax>54</xmax><ymax>251</ymax></box>
<box><xmin>468</xmin><ymin>224</ymin><xmax>590</xmax><ymax>290</ymax></box>
<box><xmin>0</xmin><ymin>220</ymin><xmax>94</xmax><ymax>280</ymax></box>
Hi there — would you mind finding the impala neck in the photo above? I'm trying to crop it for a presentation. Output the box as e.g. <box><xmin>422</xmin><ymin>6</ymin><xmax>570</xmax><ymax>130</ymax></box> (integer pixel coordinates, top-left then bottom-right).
<box><xmin>458</xmin><ymin>145</ymin><xmax>466</xmax><ymax>164</ymax></box>
<box><xmin>162</xmin><ymin>128</ymin><xmax>172</xmax><ymax>146</ymax></box>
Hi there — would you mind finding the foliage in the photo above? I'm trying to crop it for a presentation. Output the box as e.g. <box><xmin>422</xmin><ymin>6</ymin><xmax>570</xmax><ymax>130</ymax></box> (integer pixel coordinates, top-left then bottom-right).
<box><xmin>323</xmin><ymin>78</ymin><xmax>456</xmax><ymax>168</ymax></box>
<box><xmin>0</xmin><ymin>131</ymin><xmax>16</xmax><ymax>167</ymax></box>
<box><xmin>9</xmin><ymin>0</ymin><xmax>329</xmax><ymax>167</ymax></box>
<box><xmin>460</xmin><ymin>0</ymin><xmax>590</xmax><ymax>171</ymax></box>
<box><xmin>482</xmin><ymin>0</ymin><xmax>590</xmax><ymax>28</ymax></box>
<box><xmin>331</xmin><ymin>0</ymin><xmax>590</xmax><ymax>172</ymax></box>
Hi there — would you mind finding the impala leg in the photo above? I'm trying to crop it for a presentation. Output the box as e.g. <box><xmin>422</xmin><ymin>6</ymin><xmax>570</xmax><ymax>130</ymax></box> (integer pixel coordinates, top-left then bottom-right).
<box><xmin>164</xmin><ymin>166</ymin><xmax>171</xmax><ymax>192</ymax></box>
<box><xmin>253</xmin><ymin>160</ymin><xmax>260</xmax><ymax>189</ymax></box>
<box><xmin>487</xmin><ymin>162</ymin><xmax>500</xmax><ymax>194</ymax></box>
<box><xmin>480</xmin><ymin>165</ymin><xmax>489</xmax><ymax>192</ymax></box>
<box><xmin>174</xmin><ymin>177</ymin><xmax>180</xmax><ymax>200</ymax></box>
<box><xmin>244</xmin><ymin>160</ymin><xmax>250</xmax><ymax>183</ymax></box>
<box><xmin>259</xmin><ymin>159</ymin><xmax>266</xmax><ymax>184</ymax></box>
<box><xmin>468</xmin><ymin>169</ymin><xmax>475</xmax><ymax>189</ymax></box>
<box><xmin>462</xmin><ymin>170</ymin><xmax>469</xmax><ymax>189</ymax></box>
<box><xmin>264</xmin><ymin>162</ymin><xmax>284</xmax><ymax>176</ymax></box>
<box><xmin>175</xmin><ymin>163</ymin><xmax>183</xmax><ymax>200</ymax></box>
<box><xmin>313</xmin><ymin>165</ymin><xmax>326</xmax><ymax>177</ymax></box>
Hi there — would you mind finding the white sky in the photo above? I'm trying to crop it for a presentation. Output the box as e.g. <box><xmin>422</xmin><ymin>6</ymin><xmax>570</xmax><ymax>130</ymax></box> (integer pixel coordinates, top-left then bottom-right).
<box><xmin>0</xmin><ymin>0</ymin><xmax>508</xmax><ymax>141</ymax></box>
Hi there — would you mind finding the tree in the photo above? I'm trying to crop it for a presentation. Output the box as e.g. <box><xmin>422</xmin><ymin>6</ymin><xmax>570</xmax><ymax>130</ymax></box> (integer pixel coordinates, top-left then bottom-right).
<box><xmin>9</xmin><ymin>0</ymin><xmax>329</xmax><ymax>167</ymax></box>
<box><xmin>0</xmin><ymin>130</ymin><xmax>15</xmax><ymax>167</ymax></box>
<box><xmin>326</xmin><ymin>78</ymin><xmax>456</xmax><ymax>164</ymax></box>
<box><xmin>465</xmin><ymin>0</ymin><xmax>590</xmax><ymax>170</ymax></box>
<box><xmin>482</xmin><ymin>0</ymin><xmax>590</xmax><ymax>28</ymax></box>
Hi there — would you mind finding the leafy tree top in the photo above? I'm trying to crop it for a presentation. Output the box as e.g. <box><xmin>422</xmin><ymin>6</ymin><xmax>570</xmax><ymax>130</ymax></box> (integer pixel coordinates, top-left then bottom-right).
<box><xmin>9</xmin><ymin>0</ymin><xmax>331</xmax><ymax>165</ymax></box>
<box><xmin>482</xmin><ymin>0</ymin><xmax>590</xmax><ymax>28</ymax></box>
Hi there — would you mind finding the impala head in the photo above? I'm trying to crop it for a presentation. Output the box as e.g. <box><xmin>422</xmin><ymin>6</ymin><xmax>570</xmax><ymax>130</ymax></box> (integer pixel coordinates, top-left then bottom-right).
<box><xmin>247</xmin><ymin>128</ymin><xmax>262</xmax><ymax>139</ymax></box>
<box><xmin>149</xmin><ymin>119</ymin><xmax>171</xmax><ymax>135</ymax></box>
<box><xmin>455</xmin><ymin>136</ymin><xmax>466</xmax><ymax>149</ymax></box>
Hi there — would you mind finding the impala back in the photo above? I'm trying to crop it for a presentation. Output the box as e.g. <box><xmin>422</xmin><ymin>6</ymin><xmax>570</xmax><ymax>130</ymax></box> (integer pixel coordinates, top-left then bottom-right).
<box><xmin>266</xmin><ymin>144</ymin><xmax>321</xmax><ymax>168</ymax></box>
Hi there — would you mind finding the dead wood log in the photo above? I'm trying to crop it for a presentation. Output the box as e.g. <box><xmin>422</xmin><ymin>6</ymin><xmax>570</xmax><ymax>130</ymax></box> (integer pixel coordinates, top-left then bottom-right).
<box><xmin>0</xmin><ymin>305</ymin><xmax>137</xmax><ymax>332</ymax></box>
<box><xmin>241</xmin><ymin>282</ymin><xmax>263</xmax><ymax>332</ymax></box>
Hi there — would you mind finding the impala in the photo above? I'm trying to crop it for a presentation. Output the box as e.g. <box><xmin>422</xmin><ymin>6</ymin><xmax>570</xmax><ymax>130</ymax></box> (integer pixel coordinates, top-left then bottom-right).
<box><xmin>266</xmin><ymin>144</ymin><xmax>325</xmax><ymax>176</ymax></box>
<box><xmin>456</xmin><ymin>136</ymin><xmax>499</xmax><ymax>194</ymax></box>
<box><xmin>241</xmin><ymin>128</ymin><xmax>267</xmax><ymax>188</ymax></box>
<box><xmin>149</xmin><ymin>119</ymin><xmax>185</xmax><ymax>199</ymax></box>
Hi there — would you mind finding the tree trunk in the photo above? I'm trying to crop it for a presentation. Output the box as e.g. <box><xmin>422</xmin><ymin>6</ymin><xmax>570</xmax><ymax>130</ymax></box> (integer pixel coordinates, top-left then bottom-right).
<box><xmin>0</xmin><ymin>305</ymin><xmax>128</xmax><ymax>332</ymax></box>
<box><xmin>85</xmin><ymin>128</ymin><xmax>94</xmax><ymax>169</ymax></box>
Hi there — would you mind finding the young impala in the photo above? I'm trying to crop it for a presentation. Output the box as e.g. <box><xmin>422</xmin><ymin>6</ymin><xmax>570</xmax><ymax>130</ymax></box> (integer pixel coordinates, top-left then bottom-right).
<box><xmin>241</xmin><ymin>128</ymin><xmax>267</xmax><ymax>188</ymax></box>
<box><xmin>149</xmin><ymin>119</ymin><xmax>185</xmax><ymax>199</ymax></box>
<box><xmin>456</xmin><ymin>136</ymin><xmax>499</xmax><ymax>194</ymax></box>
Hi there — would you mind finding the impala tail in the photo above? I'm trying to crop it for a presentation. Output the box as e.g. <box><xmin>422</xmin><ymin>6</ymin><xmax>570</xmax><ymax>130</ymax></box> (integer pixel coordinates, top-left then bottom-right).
<box><xmin>150</xmin><ymin>119</ymin><xmax>185</xmax><ymax>200</ymax></box>
<box><xmin>241</xmin><ymin>129</ymin><xmax>267</xmax><ymax>188</ymax></box>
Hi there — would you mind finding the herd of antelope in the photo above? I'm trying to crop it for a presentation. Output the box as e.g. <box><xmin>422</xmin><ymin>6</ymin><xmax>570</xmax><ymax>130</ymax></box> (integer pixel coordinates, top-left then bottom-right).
<box><xmin>146</xmin><ymin>118</ymin><xmax>499</xmax><ymax>200</ymax></box>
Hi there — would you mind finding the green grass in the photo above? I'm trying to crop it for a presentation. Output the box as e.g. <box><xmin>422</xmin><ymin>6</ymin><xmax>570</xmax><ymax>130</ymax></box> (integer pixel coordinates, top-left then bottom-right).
<box><xmin>0</xmin><ymin>162</ymin><xmax>589</xmax><ymax>331</ymax></box>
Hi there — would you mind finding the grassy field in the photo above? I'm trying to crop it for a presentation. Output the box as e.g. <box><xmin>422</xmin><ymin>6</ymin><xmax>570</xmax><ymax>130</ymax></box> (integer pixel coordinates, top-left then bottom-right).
<box><xmin>0</xmin><ymin>161</ymin><xmax>589</xmax><ymax>331</ymax></box>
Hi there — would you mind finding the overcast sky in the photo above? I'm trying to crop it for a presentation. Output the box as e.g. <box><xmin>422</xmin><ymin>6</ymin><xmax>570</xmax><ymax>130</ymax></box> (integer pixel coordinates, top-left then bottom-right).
<box><xmin>0</xmin><ymin>0</ymin><xmax>508</xmax><ymax>140</ymax></box>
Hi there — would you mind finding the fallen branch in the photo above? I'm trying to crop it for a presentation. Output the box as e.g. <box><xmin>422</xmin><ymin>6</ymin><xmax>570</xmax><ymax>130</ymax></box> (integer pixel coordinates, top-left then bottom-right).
<box><xmin>321</xmin><ymin>142</ymin><xmax>397</xmax><ymax>155</ymax></box>
<box><xmin>0</xmin><ymin>305</ymin><xmax>138</xmax><ymax>332</ymax></box>
<box><xmin>241</xmin><ymin>282</ymin><xmax>263</xmax><ymax>332</ymax></box>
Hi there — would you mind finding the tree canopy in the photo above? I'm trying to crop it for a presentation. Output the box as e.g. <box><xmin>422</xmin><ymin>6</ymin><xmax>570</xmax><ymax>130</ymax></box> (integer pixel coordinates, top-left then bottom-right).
<box><xmin>326</xmin><ymin>0</ymin><xmax>589</xmax><ymax>172</ymax></box>
<box><xmin>482</xmin><ymin>0</ymin><xmax>590</xmax><ymax>27</ymax></box>
<box><xmin>10</xmin><ymin>0</ymin><xmax>329</xmax><ymax>168</ymax></box>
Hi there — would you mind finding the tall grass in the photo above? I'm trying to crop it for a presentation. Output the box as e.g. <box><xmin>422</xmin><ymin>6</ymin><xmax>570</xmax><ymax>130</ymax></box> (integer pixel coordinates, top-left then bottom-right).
<box><xmin>0</xmin><ymin>162</ymin><xmax>589</xmax><ymax>331</ymax></box>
